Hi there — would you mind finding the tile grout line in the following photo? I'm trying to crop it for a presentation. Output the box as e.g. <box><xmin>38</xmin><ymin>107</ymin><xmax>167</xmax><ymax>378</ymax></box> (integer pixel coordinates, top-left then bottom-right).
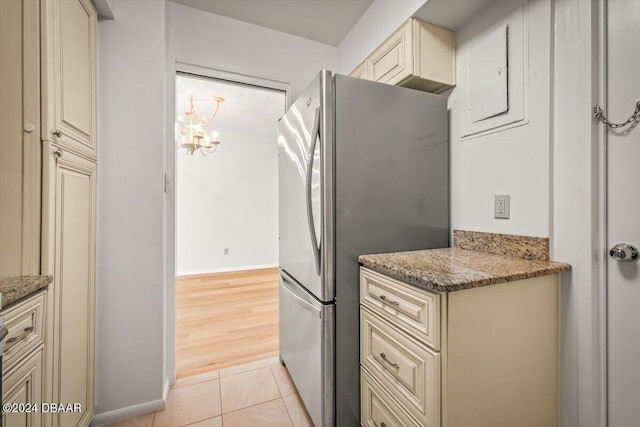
<box><xmin>218</xmin><ymin>374</ymin><xmax>223</xmax><ymax>426</ymax></box>
<box><xmin>281</xmin><ymin>395</ymin><xmax>296</xmax><ymax>427</ymax></box>
<box><xmin>223</xmin><ymin>396</ymin><xmax>282</xmax><ymax>415</ymax></box>
<box><xmin>269</xmin><ymin>365</ymin><xmax>295</xmax><ymax>427</ymax></box>
<box><xmin>219</xmin><ymin>361</ymin><xmax>271</xmax><ymax>379</ymax></box>
<box><xmin>269</xmin><ymin>364</ymin><xmax>285</xmax><ymax>397</ymax></box>
<box><xmin>219</xmin><ymin>366</ymin><xmax>282</xmax><ymax>415</ymax></box>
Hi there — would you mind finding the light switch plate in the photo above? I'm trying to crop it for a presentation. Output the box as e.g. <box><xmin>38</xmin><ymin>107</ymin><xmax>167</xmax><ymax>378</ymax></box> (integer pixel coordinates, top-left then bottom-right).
<box><xmin>495</xmin><ymin>195</ymin><xmax>510</xmax><ymax>219</ymax></box>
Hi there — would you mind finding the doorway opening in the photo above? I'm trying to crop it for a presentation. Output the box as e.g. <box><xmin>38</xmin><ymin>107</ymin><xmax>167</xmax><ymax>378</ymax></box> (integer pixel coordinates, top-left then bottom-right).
<box><xmin>174</xmin><ymin>72</ymin><xmax>286</xmax><ymax>379</ymax></box>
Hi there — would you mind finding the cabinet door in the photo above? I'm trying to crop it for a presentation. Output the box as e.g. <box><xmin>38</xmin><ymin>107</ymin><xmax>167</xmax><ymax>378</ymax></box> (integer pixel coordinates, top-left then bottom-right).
<box><xmin>350</xmin><ymin>61</ymin><xmax>369</xmax><ymax>80</ymax></box>
<box><xmin>41</xmin><ymin>0</ymin><xmax>97</xmax><ymax>159</ymax></box>
<box><xmin>367</xmin><ymin>20</ymin><xmax>413</xmax><ymax>85</ymax></box>
<box><xmin>43</xmin><ymin>146</ymin><xmax>95</xmax><ymax>427</ymax></box>
<box><xmin>2</xmin><ymin>348</ymin><xmax>44</xmax><ymax>427</ymax></box>
<box><xmin>0</xmin><ymin>0</ymin><xmax>41</xmax><ymax>276</ymax></box>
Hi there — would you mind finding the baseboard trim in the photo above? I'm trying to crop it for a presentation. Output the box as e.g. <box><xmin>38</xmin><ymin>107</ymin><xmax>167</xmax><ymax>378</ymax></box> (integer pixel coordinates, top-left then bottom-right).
<box><xmin>176</xmin><ymin>263</ymin><xmax>278</xmax><ymax>277</ymax></box>
<box><xmin>90</xmin><ymin>380</ymin><xmax>169</xmax><ymax>427</ymax></box>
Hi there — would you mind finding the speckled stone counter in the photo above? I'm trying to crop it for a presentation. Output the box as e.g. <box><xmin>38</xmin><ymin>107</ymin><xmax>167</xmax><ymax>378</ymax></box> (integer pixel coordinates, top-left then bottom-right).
<box><xmin>0</xmin><ymin>275</ymin><xmax>52</xmax><ymax>308</ymax></box>
<box><xmin>358</xmin><ymin>231</ymin><xmax>570</xmax><ymax>292</ymax></box>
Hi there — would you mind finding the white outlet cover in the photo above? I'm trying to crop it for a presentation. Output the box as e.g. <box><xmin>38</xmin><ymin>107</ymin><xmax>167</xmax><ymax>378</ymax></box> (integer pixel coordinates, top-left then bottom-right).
<box><xmin>494</xmin><ymin>195</ymin><xmax>510</xmax><ymax>219</ymax></box>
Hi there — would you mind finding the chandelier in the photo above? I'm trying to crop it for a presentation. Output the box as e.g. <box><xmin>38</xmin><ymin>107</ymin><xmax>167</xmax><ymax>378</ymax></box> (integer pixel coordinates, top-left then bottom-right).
<box><xmin>176</xmin><ymin>95</ymin><xmax>225</xmax><ymax>156</ymax></box>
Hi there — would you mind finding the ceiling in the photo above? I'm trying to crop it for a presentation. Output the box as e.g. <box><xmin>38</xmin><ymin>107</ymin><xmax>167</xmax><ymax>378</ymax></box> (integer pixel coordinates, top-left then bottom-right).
<box><xmin>169</xmin><ymin>0</ymin><xmax>374</xmax><ymax>46</ymax></box>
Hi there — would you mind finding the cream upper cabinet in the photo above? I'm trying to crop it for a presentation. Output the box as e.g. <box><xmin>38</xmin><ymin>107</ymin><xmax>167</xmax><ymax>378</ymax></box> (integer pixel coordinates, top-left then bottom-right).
<box><xmin>42</xmin><ymin>146</ymin><xmax>96</xmax><ymax>427</ymax></box>
<box><xmin>352</xmin><ymin>18</ymin><xmax>455</xmax><ymax>94</ymax></box>
<box><xmin>349</xmin><ymin>61</ymin><xmax>369</xmax><ymax>80</ymax></box>
<box><xmin>367</xmin><ymin>20</ymin><xmax>414</xmax><ymax>85</ymax></box>
<box><xmin>41</xmin><ymin>0</ymin><xmax>97</xmax><ymax>160</ymax></box>
<box><xmin>0</xmin><ymin>0</ymin><xmax>42</xmax><ymax>276</ymax></box>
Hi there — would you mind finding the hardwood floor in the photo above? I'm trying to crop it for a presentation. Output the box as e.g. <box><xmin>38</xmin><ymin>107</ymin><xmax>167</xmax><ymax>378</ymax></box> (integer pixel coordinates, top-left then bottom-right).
<box><xmin>176</xmin><ymin>267</ymin><xmax>280</xmax><ymax>379</ymax></box>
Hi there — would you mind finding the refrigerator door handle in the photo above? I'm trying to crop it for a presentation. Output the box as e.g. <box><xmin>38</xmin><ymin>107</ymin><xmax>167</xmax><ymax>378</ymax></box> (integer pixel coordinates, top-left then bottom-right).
<box><xmin>281</xmin><ymin>272</ymin><xmax>322</xmax><ymax>317</ymax></box>
<box><xmin>306</xmin><ymin>107</ymin><xmax>322</xmax><ymax>276</ymax></box>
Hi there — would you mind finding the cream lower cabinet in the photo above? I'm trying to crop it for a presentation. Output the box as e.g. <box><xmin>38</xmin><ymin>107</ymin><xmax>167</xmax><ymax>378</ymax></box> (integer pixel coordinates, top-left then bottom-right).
<box><xmin>42</xmin><ymin>144</ymin><xmax>96</xmax><ymax>427</ymax></box>
<box><xmin>3</xmin><ymin>348</ymin><xmax>44</xmax><ymax>427</ymax></box>
<box><xmin>1</xmin><ymin>290</ymin><xmax>48</xmax><ymax>427</ymax></box>
<box><xmin>360</xmin><ymin>268</ymin><xmax>559</xmax><ymax>427</ymax></box>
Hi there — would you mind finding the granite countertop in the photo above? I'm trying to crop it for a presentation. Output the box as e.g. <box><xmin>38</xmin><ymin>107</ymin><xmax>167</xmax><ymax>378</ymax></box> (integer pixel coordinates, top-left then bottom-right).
<box><xmin>359</xmin><ymin>230</ymin><xmax>570</xmax><ymax>292</ymax></box>
<box><xmin>0</xmin><ymin>275</ymin><xmax>53</xmax><ymax>309</ymax></box>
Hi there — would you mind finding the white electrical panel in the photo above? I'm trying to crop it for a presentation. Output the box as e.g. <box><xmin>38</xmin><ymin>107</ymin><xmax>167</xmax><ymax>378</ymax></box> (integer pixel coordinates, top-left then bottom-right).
<box><xmin>459</xmin><ymin>4</ymin><xmax>528</xmax><ymax>139</ymax></box>
<box><xmin>468</xmin><ymin>25</ymin><xmax>508</xmax><ymax>123</ymax></box>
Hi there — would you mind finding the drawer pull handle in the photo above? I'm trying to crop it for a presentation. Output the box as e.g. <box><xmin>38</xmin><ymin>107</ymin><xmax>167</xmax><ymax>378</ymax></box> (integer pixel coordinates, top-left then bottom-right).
<box><xmin>379</xmin><ymin>295</ymin><xmax>400</xmax><ymax>306</ymax></box>
<box><xmin>379</xmin><ymin>352</ymin><xmax>399</xmax><ymax>369</ymax></box>
<box><xmin>6</xmin><ymin>326</ymin><xmax>35</xmax><ymax>344</ymax></box>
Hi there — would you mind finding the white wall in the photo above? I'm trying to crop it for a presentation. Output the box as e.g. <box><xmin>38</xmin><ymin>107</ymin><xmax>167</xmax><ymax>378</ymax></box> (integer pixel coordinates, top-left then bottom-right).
<box><xmin>337</xmin><ymin>0</ymin><xmax>426</xmax><ymax>74</ymax></box>
<box><xmin>448</xmin><ymin>0</ymin><xmax>552</xmax><ymax>238</ymax></box>
<box><xmin>95</xmin><ymin>0</ymin><xmax>168</xmax><ymax>423</ymax></box>
<box><xmin>175</xmin><ymin>77</ymin><xmax>284</xmax><ymax>275</ymax></box>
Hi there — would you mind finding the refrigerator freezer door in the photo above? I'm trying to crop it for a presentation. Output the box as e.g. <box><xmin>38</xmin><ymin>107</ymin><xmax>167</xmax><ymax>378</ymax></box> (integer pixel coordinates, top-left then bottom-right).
<box><xmin>278</xmin><ymin>73</ymin><xmax>326</xmax><ymax>300</ymax></box>
<box><xmin>279</xmin><ymin>271</ymin><xmax>334</xmax><ymax>427</ymax></box>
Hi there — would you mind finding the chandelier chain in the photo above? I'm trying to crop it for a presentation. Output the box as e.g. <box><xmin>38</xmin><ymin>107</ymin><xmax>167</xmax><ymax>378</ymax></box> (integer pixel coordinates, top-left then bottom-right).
<box><xmin>192</xmin><ymin>96</ymin><xmax>223</xmax><ymax>126</ymax></box>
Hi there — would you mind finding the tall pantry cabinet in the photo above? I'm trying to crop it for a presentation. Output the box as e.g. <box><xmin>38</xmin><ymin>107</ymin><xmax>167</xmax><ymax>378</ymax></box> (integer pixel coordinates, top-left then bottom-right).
<box><xmin>0</xmin><ymin>0</ymin><xmax>41</xmax><ymax>278</ymax></box>
<box><xmin>0</xmin><ymin>0</ymin><xmax>98</xmax><ymax>426</ymax></box>
<box><xmin>41</xmin><ymin>0</ymin><xmax>97</xmax><ymax>426</ymax></box>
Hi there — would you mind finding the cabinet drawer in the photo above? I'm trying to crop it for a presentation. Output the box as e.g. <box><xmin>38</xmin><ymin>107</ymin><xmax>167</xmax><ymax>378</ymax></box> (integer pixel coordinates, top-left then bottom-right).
<box><xmin>2</xmin><ymin>290</ymin><xmax>46</xmax><ymax>371</ymax></box>
<box><xmin>360</xmin><ymin>268</ymin><xmax>440</xmax><ymax>350</ymax></box>
<box><xmin>361</xmin><ymin>308</ymin><xmax>440</xmax><ymax>427</ymax></box>
<box><xmin>361</xmin><ymin>368</ymin><xmax>420</xmax><ymax>427</ymax></box>
<box><xmin>367</xmin><ymin>20</ymin><xmax>413</xmax><ymax>85</ymax></box>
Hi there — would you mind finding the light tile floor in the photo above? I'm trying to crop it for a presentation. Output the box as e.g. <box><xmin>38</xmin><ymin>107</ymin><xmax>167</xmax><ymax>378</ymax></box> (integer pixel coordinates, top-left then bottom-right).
<box><xmin>104</xmin><ymin>357</ymin><xmax>313</xmax><ymax>427</ymax></box>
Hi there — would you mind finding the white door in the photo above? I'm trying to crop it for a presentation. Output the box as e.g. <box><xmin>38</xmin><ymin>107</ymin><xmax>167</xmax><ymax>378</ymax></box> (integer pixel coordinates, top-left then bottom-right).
<box><xmin>606</xmin><ymin>1</ymin><xmax>640</xmax><ymax>425</ymax></box>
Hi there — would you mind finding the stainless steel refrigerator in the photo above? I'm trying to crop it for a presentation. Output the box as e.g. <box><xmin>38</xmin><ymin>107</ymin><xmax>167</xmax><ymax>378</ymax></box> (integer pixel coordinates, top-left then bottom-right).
<box><xmin>278</xmin><ymin>70</ymin><xmax>449</xmax><ymax>427</ymax></box>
